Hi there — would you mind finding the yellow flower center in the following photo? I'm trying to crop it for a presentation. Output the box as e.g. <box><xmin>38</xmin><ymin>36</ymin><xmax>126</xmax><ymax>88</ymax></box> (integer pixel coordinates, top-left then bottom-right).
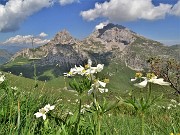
<box><xmin>85</xmin><ymin>64</ymin><xmax>90</xmax><ymax>69</ymax></box>
<box><xmin>104</xmin><ymin>78</ymin><xmax>110</xmax><ymax>83</ymax></box>
<box><xmin>68</xmin><ymin>71</ymin><xmax>73</xmax><ymax>75</ymax></box>
<box><xmin>146</xmin><ymin>73</ymin><xmax>155</xmax><ymax>79</ymax></box>
<box><xmin>135</xmin><ymin>72</ymin><xmax>142</xmax><ymax>78</ymax></box>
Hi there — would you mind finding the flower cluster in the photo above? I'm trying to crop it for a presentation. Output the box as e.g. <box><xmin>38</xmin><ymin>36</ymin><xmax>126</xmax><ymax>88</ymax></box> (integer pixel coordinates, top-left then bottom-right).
<box><xmin>88</xmin><ymin>79</ymin><xmax>108</xmax><ymax>95</ymax></box>
<box><xmin>131</xmin><ymin>73</ymin><xmax>171</xmax><ymax>88</ymax></box>
<box><xmin>64</xmin><ymin>59</ymin><xmax>108</xmax><ymax>95</ymax></box>
<box><xmin>64</xmin><ymin>59</ymin><xmax>104</xmax><ymax>77</ymax></box>
<box><xmin>34</xmin><ymin>104</ymin><xmax>55</xmax><ymax>120</ymax></box>
<box><xmin>81</xmin><ymin>103</ymin><xmax>93</xmax><ymax>114</ymax></box>
<box><xmin>158</xmin><ymin>99</ymin><xmax>180</xmax><ymax>110</ymax></box>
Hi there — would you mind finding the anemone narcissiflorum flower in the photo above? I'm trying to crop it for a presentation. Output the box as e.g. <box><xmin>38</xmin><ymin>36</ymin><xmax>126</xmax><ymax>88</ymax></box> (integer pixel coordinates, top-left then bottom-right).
<box><xmin>34</xmin><ymin>104</ymin><xmax>55</xmax><ymax>120</ymax></box>
<box><xmin>131</xmin><ymin>73</ymin><xmax>170</xmax><ymax>88</ymax></box>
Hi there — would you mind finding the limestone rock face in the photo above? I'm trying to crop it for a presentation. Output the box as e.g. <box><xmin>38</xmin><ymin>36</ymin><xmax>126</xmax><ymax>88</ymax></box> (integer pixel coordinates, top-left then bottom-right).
<box><xmin>49</xmin><ymin>30</ymin><xmax>78</xmax><ymax>45</ymax></box>
<box><xmin>10</xmin><ymin>23</ymin><xmax>179</xmax><ymax>71</ymax></box>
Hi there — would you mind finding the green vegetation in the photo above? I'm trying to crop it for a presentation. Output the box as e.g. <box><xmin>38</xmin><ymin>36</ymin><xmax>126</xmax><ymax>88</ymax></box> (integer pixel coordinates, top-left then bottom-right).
<box><xmin>0</xmin><ymin>58</ymin><xmax>179</xmax><ymax>135</ymax></box>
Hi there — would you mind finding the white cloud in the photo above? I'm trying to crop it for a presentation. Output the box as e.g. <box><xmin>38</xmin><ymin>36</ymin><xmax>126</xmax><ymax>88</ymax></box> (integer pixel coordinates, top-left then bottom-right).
<box><xmin>170</xmin><ymin>0</ymin><xmax>180</xmax><ymax>16</ymax></box>
<box><xmin>0</xmin><ymin>0</ymin><xmax>53</xmax><ymax>32</ymax></box>
<box><xmin>95</xmin><ymin>21</ymin><xmax>109</xmax><ymax>30</ymax></box>
<box><xmin>80</xmin><ymin>0</ymin><xmax>173</xmax><ymax>22</ymax></box>
<box><xmin>39</xmin><ymin>32</ymin><xmax>48</xmax><ymax>37</ymax></box>
<box><xmin>59</xmin><ymin>0</ymin><xmax>79</xmax><ymax>6</ymax></box>
<box><xmin>2</xmin><ymin>34</ymin><xmax>50</xmax><ymax>45</ymax></box>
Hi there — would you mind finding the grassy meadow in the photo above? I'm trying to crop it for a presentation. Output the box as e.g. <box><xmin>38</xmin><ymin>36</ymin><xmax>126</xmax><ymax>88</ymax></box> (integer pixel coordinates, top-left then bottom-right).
<box><xmin>0</xmin><ymin>59</ymin><xmax>180</xmax><ymax>135</ymax></box>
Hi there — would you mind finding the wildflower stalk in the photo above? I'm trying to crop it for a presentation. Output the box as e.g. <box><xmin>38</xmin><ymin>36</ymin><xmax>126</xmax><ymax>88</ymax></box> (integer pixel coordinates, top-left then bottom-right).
<box><xmin>17</xmin><ymin>100</ymin><xmax>20</xmax><ymax>130</ymax></box>
<box><xmin>93</xmin><ymin>90</ymin><xmax>102</xmax><ymax>135</ymax></box>
<box><xmin>140</xmin><ymin>113</ymin><xmax>145</xmax><ymax>135</ymax></box>
<box><xmin>97</xmin><ymin>115</ymin><xmax>101</xmax><ymax>135</ymax></box>
<box><xmin>74</xmin><ymin>96</ymin><xmax>82</xmax><ymax>134</ymax></box>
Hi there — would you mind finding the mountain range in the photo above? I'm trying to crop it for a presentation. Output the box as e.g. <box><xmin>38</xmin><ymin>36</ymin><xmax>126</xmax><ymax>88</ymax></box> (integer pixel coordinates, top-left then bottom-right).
<box><xmin>1</xmin><ymin>23</ymin><xmax>179</xmax><ymax>79</ymax></box>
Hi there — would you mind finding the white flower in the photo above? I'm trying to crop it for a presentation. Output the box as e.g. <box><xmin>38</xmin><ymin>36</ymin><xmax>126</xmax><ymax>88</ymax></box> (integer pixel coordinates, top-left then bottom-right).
<box><xmin>75</xmin><ymin>99</ymin><xmax>79</xmax><ymax>102</ymax></box>
<box><xmin>80</xmin><ymin>107</ymin><xmax>86</xmax><ymax>113</ymax></box>
<box><xmin>34</xmin><ymin>104</ymin><xmax>55</xmax><ymax>120</ymax></box>
<box><xmin>131</xmin><ymin>74</ymin><xmax>170</xmax><ymax>88</ymax></box>
<box><xmin>74</xmin><ymin>65</ymin><xmax>85</xmax><ymax>75</ymax></box>
<box><xmin>84</xmin><ymin>104</ymin><xmax>91</xmax><ymax>108</ymax></box>
<box><xmin>131</xmin><ymin>78</ymin><xmax>137</xmax><ymax>82</ymax></box>
<box><xmin>98</xmin><ymin>88</ymin><xmax>108</xmax><ymax>93</ymax></box>
<box><xmin>88</xmin><ymin>87</ymin><xmax>94</xmax><ymax>95</ymax></box>
<box><xmin>134</xmin><ymin>79</ymin><xmax>147</xmax><ymax>88</ymax></box>
<box><xmin>64</xmin><ymin>67</ymin><xmax>76</xmax><ymax>77</ymax></box>
<box><xmin>64</xmin><ymin>65</ymin><xmax>85</xmax><ymax>77</ymax></box>
<box><xmin>148</xmin><ymin>78</ymin><xmax>171</xmax><ymax>86</ymax></box>
<box><xmin>88</xmin><ymin>59</ymin><xmax>92</xmax><ymax>67</ymax></box>
<box><xmin>44</xmin><ymin>104</ymin><xmax>55</xmax><ymax>111</ymax></box>
<box><xmin>167</xmin><ymin>106</ymin><xmax>171</xmax><ymax>110</ymax></box>
<box><xmin>96</xmin><ymin>64</ymin><xmax>104</xmax><ymax>72</ymax></box>
<box><xmin>11</xmin><ymin>86</ymin><xmax>18</xmax><ymax>90</ymax></box>
<box><xmin>68</xmin><ymin>112</ymin><xmax>73</xmax><ymax>115</ymax></box>
<box><xmin>85</xmin><ymin>68</ymin><xmax>97</xmax><ymax>75</ymax></box>
<box><xmin>169</xmin><ymin>104</ymin><xmax>173</xmax><ymax>107</ymax></box>
<box><xmin>88</xmin><ymin>80</ymin><xmax>108</xmax><ymax>95</ymax></box>
<box><xmin>98</xmin><ymin>80</ymin><xmax>106</xmax><ymax>87</ymax></box>
<box><xmin>171</xmin><ymin>99</ymin><xmax>177</xmax><ymax>103</ymax></box>
<box><xmin>34</xmin><ymin>108</ymin><xmax>47</xmax><ymax>120</ymax></box>
<box><xmin>0</xmin><ymin>75</ymin><xmax>5</xmax><ymax>83</ymax></box>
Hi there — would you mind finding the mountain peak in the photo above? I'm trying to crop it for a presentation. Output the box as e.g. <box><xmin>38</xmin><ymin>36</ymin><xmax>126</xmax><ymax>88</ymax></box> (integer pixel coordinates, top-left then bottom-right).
<box><xmin>49</xmin><ymin>29</ymin><xmax>77</xmax><ymax>45</ymax></box>
<box><xmin>88</xmin><ymin>23</ymin><xmax>136</xmax><ymax>50</ymax></box>
<box><xmin>99</xmin><ymin>23</ymin><xmax>126</xmax><ymax>31</ymax></box>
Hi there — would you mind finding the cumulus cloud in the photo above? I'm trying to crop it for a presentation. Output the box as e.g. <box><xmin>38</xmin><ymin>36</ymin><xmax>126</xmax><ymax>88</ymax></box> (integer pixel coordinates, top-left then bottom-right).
<box><xmin>95</xmin><ymin>21</ymin><xmax>109</xmax><ymax>30</ymax></box>
<box><xmin>80</xmin><ymin>0</ymin><xmax>173</xmax><ymax>22</ymax></box>
<box><xmin>170</xmin><ymin>0</ymin><xmax>180</xmax><ymax>16</ymax></box>
<box><xmin>59</xmin><ymin>0</ymin><xmax>79</xmax><ymax>6</ymax></box>
<box><xmin>0</xmin><ymin>0</ymin><xmax>53</xmax><ymax>32</ymax></box>
<box><xmin>2</xmin><ymin>33</ymin><xmax>50</xmax><ymax>45</ymax></box>
<box><xmin>39</xmin><ymin>32</ymin><xmax>48</xmax><ymax>37</ymax></box>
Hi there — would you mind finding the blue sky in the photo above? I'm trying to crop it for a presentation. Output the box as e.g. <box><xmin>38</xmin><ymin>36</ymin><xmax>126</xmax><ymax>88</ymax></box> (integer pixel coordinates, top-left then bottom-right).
<box><xmin>0</xmin><ymin>0</ymin><xmax>179</xmax><ymax>46</ymax></box>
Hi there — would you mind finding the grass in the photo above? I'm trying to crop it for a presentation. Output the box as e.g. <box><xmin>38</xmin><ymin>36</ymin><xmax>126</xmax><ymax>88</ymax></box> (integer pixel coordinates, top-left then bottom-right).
<box><xmin>0</xmin><ymin>59</ymin><xmax>180</xmax><ymax>134</ymax></box>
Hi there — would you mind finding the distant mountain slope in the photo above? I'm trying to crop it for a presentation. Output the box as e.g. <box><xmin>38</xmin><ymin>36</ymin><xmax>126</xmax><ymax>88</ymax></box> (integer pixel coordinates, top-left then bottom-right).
<box><xmin>0</xmin><ymin>49</ymin><xmax>12</xmax><ymax>64</ymax></box>
<box><xmin>169</xmin><ymin>44</ymin><xmax>180</xmax><ymax>60</ymax></box>
<box><xmin>0</xmin><ymin>45</ymin><xmax>25</xmax><ymax>54</ymax></box>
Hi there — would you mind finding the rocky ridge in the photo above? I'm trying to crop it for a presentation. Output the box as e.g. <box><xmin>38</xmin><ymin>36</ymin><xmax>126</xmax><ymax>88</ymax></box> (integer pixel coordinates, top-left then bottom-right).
<box><xmin>10</xmin><ymin>23</ymin><xmax>179</xmax><ymax>71</ymax></box>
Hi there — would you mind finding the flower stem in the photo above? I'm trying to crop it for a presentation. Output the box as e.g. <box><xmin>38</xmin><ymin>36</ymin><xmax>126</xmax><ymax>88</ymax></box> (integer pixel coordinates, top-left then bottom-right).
<box><xmin>140</xmin><ymin>113</ymin><xmax>145</xmax><ymax>135</ymax></box>
<box><xmin>97</xmin><ymin>115</ymin><xmax>101</xmax><ymax>135</ymax></box>
<box><xmin>74</xmin><ymin>97</ymin><xmax>82</xmax><ymax>134</ymax></box>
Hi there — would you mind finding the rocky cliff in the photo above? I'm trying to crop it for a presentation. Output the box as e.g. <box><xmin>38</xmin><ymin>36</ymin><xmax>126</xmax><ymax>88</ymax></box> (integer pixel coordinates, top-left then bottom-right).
<box><xmin>9</xmin><ymin>23</ymin><xmax>179</xmax><ymax>71</ymax></box>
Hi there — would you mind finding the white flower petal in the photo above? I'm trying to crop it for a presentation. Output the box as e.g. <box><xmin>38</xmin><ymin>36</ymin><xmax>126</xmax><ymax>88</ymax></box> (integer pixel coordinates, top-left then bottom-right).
<box><xmin>150</xmin><ymin>78</ymin><xmax>171</xmax><ymax>85</ymax></box>
<box><xmin>134</xmin><ymin>79</ymin><xmax>148</xmax><ymax>88</ymax></box>
<box><xmin>96</xmin><ymin>64</ymin><xmax>104</xmax><ymax>72</ymax></box>
<box><xmin>49</xmin><ymin>105</ymin><xmax>55</xmax><ymax>110</ymax></box>
<box><xmin>131</xmin><ymin>78</ymin><xmax>137</xmax><ymax>82</ymax></box>
<box><xmin>42</xmin><ymin>114</ymin><xmax>46</xmax><ymax>120</ymax></box>
<box><xmin>98</xmin><ymin>88</ymin><xmax>105</xmax><ymax>93</ymax></box>
<box><xmin>88</xmin><ymin>88</ymin><xmax>94</xmax><ymax>95</ymax></box>
<box><xmin>88</xmin><ymin>59</ymin><xmax>92</xmax><ymax>67</ymax></box>
<box><xmin>0</xmin><ymin>75</ymin><xmax>5</xmax><ymax>83</ymax></box>
<box><xmin>98</xmin><ymin>80</ymin><xmax>106</xmax><ymax>87</ymax></box>
<box><xmin>104</xmin><ymin>88</ymin><xmax>108</xmax><ymax>92</ymax></box>
<box><xmin>34</xmin><ymin>112</ymin><xmax>43</xmax><ymax>118</ymax></box>
<box><xmin>98</xmin><ymin>88</ymin><xmax>108</xmax><ymax>93</ymax></box>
